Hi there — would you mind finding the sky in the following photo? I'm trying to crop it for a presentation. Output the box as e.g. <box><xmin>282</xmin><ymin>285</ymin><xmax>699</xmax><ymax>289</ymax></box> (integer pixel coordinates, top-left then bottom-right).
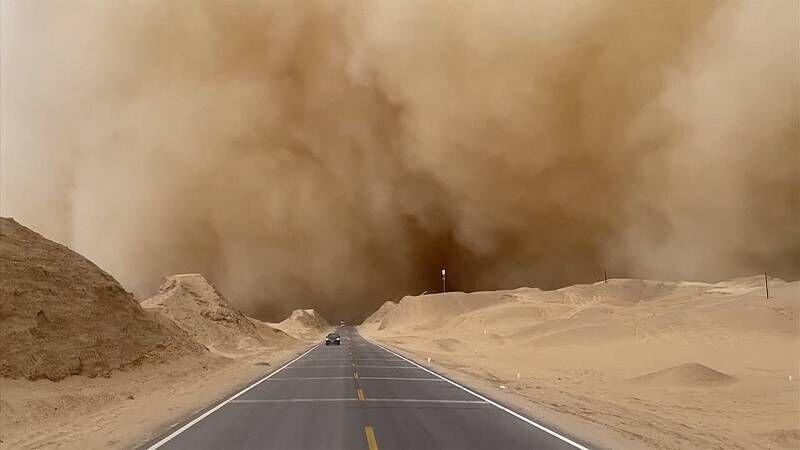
<box><xmin>1</xmin><ymin>0</ymin><xmax>798</xmax><ymax>321</ymax></box>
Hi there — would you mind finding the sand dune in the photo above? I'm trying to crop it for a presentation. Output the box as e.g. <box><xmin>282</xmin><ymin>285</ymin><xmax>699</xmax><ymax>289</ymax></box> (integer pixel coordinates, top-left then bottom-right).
<box><xmin>0</xmin><ymin>218</ymin><xmax>312</xmax><ymax>449</ymax></box>
<box><xmin>270</xmin><ymin>308</ymin><xmax>331</xmax><ymax>341</ymax></box>
<box><xmin>141</xmin><ymin>274</ymin><xmax>296</xmax><ymax>357</ymax></box>
<box><xmin>0</xmin><ymin>218</ymin><xmax>204</xmax><ymax>381</ymax></box>
<box><xmin>631</xmin><ymin>362</ymin><xmax>736</xmax><ymax>387</ymax></box>
<box><xmin>361</xmin><ymin>277</ymin><xmax>799</xmax><ymax>449</ymax></box>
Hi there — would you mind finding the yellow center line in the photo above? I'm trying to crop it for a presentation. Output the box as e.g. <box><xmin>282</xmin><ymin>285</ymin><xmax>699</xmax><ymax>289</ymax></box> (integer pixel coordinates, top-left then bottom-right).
<box><xmin>357</xmin><ymin>388</ymin><xmax>365</xmax><ymax>401</ymax></box>
<box><xmin>364</xmin><ymin>426</ymin><xmax>379</xmax><ymax>450</ymax></box>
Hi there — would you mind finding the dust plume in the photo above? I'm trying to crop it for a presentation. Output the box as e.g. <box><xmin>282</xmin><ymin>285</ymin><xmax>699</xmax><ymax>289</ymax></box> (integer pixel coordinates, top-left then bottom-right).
<box><xmin>2</xmin><ymin>0</ymin><xmax>798</xmax><ymax>321</ymax></box>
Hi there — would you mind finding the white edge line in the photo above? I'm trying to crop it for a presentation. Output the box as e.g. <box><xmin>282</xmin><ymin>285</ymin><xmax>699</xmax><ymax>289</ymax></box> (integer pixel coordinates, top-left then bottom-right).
<box><xmin>369</xmin><ymin>339</ymin><xmax>592</xmax><ymax>450</ymax></box>
<box><xmin>145</xmin><ymin>344</ymin><xmax>319</xmax><ymax>449</ymax></box>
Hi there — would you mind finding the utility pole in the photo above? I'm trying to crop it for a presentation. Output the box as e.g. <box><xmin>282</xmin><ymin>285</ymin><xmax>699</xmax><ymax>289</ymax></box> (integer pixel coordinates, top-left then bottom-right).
<box><xmin>603</xmin><ymin>268</ymin><xmax>608</xmax><ymax>284</ymax></box>
<box><xmin>441</xmin><ymin>268</ymin><xmax>446</xmax><ymax>293</ymax></box>
<box><xmin>765</xmin><ymin>272</ymin><xmax>769</xmax><ymax>299</ymax></box>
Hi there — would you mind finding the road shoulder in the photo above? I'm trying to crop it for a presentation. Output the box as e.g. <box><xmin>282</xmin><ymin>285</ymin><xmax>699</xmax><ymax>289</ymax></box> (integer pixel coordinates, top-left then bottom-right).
<box><xmin>362</xmin><ymin>334</ymin><xmax>644</xmax><ymax>450</ymax></box>
<box><xmin>1</xmin><ymin>343</ymin><xmax>314</xmax><ymax>450</ymax></box>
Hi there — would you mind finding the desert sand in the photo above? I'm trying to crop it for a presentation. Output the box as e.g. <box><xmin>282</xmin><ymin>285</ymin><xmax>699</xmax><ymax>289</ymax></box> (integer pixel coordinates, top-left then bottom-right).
<box><xmin>0</xmin><ymin>218</ymin><xmax>327</xmax><ymax>449</ymax></box>
<box><xmin>268</xmin><ymin>308</ymin><xmax>331</xmax><ymax>340</ymax></box>
<box><xmin>0</xmin><ymin>346</ymin><xmax>303</xmax><ymax>449</ymax></box>
<box><xmin>0</xmin><ymin>218</ymin><xmax>205</xmax><ymax>381</ymax></box>
<box><xmin>2</xmin><ymin>214</ymin><xmax>796</xmax><ymax>448</ymax></box>
<box><xmin>360</xmin><ymin>277</ymin><xmax>800</xmax><ymax>449</ymax></box>
<box><xmin>140</xmin><ymin>274</ymin><xmax>297</xmax><ymax>357</ymax></box>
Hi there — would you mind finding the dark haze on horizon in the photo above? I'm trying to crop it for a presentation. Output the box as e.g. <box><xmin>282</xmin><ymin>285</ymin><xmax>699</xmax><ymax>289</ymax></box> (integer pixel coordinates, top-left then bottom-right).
<box><xmin>2</xmin><ymin>0</ymin><xmax>798</xmax><ymax>322</ymax></box>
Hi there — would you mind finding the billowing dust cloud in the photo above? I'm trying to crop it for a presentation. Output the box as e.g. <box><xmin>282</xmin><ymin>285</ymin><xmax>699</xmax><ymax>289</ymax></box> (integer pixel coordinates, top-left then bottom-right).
<box><xmin>2</xmin><ymin>1</ymin><xmax>798</xmax><ymax>321</ymax></box>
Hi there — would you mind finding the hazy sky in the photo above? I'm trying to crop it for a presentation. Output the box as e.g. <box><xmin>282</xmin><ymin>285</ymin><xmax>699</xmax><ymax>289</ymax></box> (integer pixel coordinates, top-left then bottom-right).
<box><xmin>2</xmin><ymin>0</ymin><xmax>798</xmax><ymax>321</ymax></box>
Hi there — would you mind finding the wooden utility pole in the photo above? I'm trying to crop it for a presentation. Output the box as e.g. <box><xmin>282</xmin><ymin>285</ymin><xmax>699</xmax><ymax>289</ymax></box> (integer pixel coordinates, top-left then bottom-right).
<box><xmin>603</xmin><ymin>268</ymin><xmax>608</xmax><ymax>284</ymax></box>
<box><xmin>765</xmin><ymin>272</ymin><xmax>769</xmax><ymax>299</ymax></box>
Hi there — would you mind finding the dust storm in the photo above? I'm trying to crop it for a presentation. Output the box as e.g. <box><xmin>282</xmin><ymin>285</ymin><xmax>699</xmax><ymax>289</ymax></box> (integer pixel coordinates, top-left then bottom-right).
<box><xmin>1</xmin><ymin>0</ymin><xmax>797</xmax><ymax>321</ymax></box>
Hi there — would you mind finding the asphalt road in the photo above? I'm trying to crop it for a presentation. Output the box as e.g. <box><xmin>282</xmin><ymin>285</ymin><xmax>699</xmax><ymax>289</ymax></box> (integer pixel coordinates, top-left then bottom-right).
<box><xmin>147</xmin><ymin>327</ymin><xmax>589</xmax><ymax>450</ymax></box>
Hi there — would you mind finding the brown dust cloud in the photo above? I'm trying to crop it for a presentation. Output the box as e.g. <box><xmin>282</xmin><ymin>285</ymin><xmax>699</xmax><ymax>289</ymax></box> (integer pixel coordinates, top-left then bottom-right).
<box><xmin>1</xmin><ymin>1</ymin><xmax>798</xmax><ymax>322</ymax></box>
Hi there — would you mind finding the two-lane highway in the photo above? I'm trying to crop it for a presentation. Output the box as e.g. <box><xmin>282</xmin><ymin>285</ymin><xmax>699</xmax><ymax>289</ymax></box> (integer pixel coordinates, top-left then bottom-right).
<box><xmin>146</xmin><ymin>327</ymin><xmax>588</xmax><ymax>449</ymax></box>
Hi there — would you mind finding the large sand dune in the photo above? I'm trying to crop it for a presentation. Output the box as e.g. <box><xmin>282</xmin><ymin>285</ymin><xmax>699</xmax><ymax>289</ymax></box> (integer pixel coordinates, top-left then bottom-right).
<box><xmin>141</xmin><ymin>274</ymin><xmax>296</xmax><ymax>357</ymax></box>
<box><xmin>0</xmin><ymin>218</ymin><xmax>204</xmax><ymax>381</ymax></box>
<box><xmin>0</xmin><ymin>218</ymin><xmax>314</xmax><ymax>448</ymax></box>
<box><xmin>361</xmin><ymin>277</ymin><xmax>799</xmax><ymax>449</ymax></box>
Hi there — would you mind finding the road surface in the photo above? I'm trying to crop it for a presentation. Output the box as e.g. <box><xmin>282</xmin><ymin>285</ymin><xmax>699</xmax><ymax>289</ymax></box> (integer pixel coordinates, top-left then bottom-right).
<box><xmin>146</xmin><ymin>327</ymin><xmax>589</xmax><ymax>450</ymax></box>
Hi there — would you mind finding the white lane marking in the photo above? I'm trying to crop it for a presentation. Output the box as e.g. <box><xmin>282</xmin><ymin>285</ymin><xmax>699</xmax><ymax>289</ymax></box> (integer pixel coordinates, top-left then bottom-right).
<box><xmin>296</xmin><ymin>360</ymin><xmax>404</xmax><ymax>364</ymax></box>
<box><xmin>229</xmin><ymin>398</ymin><xmax>486</xmax><ymax>404</ymax></box>
<box><xmin>266</xmin><ymin>377</ymin><xmax>355</xmax><ymax>380</ymax></box>
<box><xmin>297</xmin><ymin>361</ymin><xmax>358</xmax><ymax>363</ymax></box>
<box><xmin>231</xmin><ymin>398</ymin><xmax>359</xmax><ymax>403</ymax></box>
<box><xmin>347</xmin><ymin>352</ymin><xmax>396</xmax><ymax>355</ymax></box>
<box><xmin>352</xmin><ymin>365</ymin><xmax>417</xmax><ymax>369</ymax></box>
<box><xmin>304</xmin><ymin>359</ymin><xmax>401</xmax><ymax>362</ymax></box>
<box><xmin>145</xmin><ymin>344</ymin><xmax>319</xmax><ymax>449</ymax></box>
<box><xmin>368</xmin><ymin>340</ymin><xmax>592</xmax><ymax>450</ymax></box>
<box><xmin>353</xmin><ymin>359</ymin><xmax>405</xmax><ymax>362</ymax></box>
<box><xmin>365</xmin><ymin>399</ymin><xmax>486</xmax><ymax>404</ymax></box>
<box><xmin>358</xmin><ymin>377</ymin><xmax>442</xmax><ymax>381</ymax></box>
<box><xmin>264</xmin><ymin>376</ymin><xmax>439</xmax><ymax>381</ymax></box>
<box><xmin>283</xmin><ymin>365</ymin><xmax>418</xmax><ymax>369</ymax></box>
<box><xmin>283</xmin><ymin>365</ymin><xmax>358</xmax><ymax>369</ymax></box>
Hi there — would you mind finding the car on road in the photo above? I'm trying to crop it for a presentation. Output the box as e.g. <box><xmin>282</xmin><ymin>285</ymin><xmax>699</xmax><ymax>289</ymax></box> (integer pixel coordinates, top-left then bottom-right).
<box><xmin>325</xmin><ymin>332</ymin><xmax>341</xmax><ymax>345</ymax></box>
<box><xmin>339</xmin><ymin>320</ymin><xmax>346</xmax><ymax>327</ymax></box>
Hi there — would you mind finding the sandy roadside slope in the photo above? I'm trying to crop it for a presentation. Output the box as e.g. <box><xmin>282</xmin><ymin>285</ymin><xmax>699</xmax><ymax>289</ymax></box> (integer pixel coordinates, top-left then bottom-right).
<box><xmin>1</xmin><ymin>296</ymin><xmax>325</xmax><ymax>450</ymax></box>
<box><xmin>0</xmin><ymin>218</ymin><xmax>327</xmax><ymax>449</ymax></box>
<box><xmin>0</xmin><ymin>218</ymin><xmax>205</xmax><ymax>381</ymax></box>
<box><xmin>0</xmin><ymin>345</ymin><xmax>308</xmax><ymax>449</ymax></box>
<box><xmin>360</xmin><ymin>277</ymin><xmax>799</xmax><ymax>449</ymax></box>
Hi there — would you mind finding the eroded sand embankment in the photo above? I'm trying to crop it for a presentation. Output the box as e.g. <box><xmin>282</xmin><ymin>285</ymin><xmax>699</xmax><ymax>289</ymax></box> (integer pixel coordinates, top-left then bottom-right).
<box><xmin>361</xmin><ymin>277</ymin><xmax>800</xmax><ymax>449</ymax></box>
